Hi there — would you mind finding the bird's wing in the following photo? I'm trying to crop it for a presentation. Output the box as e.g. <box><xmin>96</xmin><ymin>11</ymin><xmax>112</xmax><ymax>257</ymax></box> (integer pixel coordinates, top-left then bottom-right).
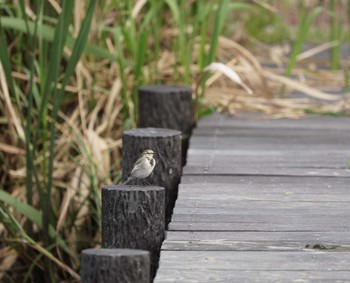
<box><xmin>134</xmin><ymin>157</ymin><xmax>144</xmax><ymax>167</ymax></box>
<box><xmin>129</xmin><ymin>157</ymin><xmax>143</xmax><ymax>175</ymax></box>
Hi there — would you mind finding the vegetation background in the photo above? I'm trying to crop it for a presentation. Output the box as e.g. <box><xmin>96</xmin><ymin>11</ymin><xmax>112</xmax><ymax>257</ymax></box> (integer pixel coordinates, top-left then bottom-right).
<box><xmin>0</xmin><ymin>0</ymin><xmax>349</xmax><ymax>282</ymax></box>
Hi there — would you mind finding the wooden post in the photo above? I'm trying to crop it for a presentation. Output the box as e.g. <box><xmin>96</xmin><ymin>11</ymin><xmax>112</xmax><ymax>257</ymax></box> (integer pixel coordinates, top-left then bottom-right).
<box><xmin>122</xmin><ymin>128</ymin><xmax>181</xmax><ymax>225</ymax></box>
<box><xmin>81</xmin><ymin>248</ymin><xmax>150</xmax><ymax>283</ymax></box>
<box><xmin>101</xmin><ymin>185</ymin><xmax>165</xmax><ymax>280</ymax></box>
<box><xmin>80</xmin><ymin>249</ymin><xmax>150</xmax><ymax>283</ymax></box>
<box><xmin>138</xmin><ymin>85</ymin><xmax>194</xmax><ymax>165</ymax></box>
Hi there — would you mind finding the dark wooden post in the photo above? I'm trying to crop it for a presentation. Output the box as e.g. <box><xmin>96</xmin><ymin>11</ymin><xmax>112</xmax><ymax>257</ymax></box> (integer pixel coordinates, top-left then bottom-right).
<box><xmin>101</xmin><ymin>185</ymin><xmax>165</xmax><ymax>280</ymax></box>
<box><xmin>138</xmin><ymin>85</ymin><xmax>194</xmax><ymax>165</ymax></box>
<box><xmin>81</xmin><ymin>249</ymin><xmax>150</xmax><ymax>283</ymax></box>
<box><xmin>122</xmin><ymin>128</ymin><xmax>181</xmax><ymax>225</ymax></box>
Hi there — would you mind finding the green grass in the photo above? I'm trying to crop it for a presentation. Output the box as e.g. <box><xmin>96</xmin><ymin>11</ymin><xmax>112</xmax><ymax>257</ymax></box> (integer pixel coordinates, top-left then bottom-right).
<box><xmin>304</xmin><ymin>108</ymin><xmax>350</xmax><ymax>117</ymax></box>
<box><xmin>329</xmin><ymin>0</ymin><xmax>341</xmax><ymax>70</ymax></box>
<box><xmin>1</xmin><ymin>0</ymin><xmax>96</xmax><ymax>281</ymax></box>
<box><xmin>0</xmin><ymin>0</ymin><xmax>243</xmax><ymax>280</ymax></box>
<box><xmin>1</xmin><ymin>0</ymin><xmax>350</xmax><ymax>281</ymax></box>
<box><xmin>285</xmin><ymin>5</ymin><xmax>323</xmax><ymax>78</ymax></box>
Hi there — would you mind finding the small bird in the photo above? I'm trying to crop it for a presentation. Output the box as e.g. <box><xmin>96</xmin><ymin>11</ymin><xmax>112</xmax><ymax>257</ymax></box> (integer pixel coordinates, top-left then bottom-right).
<box><xmin>122</xmin><ymin>149</ymin><xmax>156</xmax><ymax>185</ymax></box>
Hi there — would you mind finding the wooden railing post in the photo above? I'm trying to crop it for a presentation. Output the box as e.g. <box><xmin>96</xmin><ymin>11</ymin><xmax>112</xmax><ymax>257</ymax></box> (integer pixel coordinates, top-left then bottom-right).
<box><xmin>122</xmin><ymin>128</ymin><xmax>181</xmax><ymax>225</ymax></box>
<box><xmin>81</xmin><ymin>248</ymin><xmax>150</xmax><ymax>283</ymax></box>
<box><xmin>101</xmin><ymin>185</ymin><xmax>165</xmax><ymax>280</ymax></box>
<box><xmin>138</xmin><ymin>85</ymin><xmax>194</xmax><ymax>165</ymax></box>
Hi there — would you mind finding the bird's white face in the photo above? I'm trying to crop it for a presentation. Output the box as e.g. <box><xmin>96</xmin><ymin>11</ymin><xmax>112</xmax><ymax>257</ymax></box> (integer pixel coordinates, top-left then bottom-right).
<box><xmin>142</xmin><ymin>149</ymin><xmax>156</xmax><ymax>158</ymax></box>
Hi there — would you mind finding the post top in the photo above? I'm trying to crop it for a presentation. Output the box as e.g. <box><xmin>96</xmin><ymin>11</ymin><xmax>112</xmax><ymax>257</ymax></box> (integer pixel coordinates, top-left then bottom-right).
<box><xmin>139</xmin><ymin>85</ymin><xmax>192</xmax><ymax>94</ymax></box>
<box><xmin>123</xmin><ymin>127</ymin><xmax>181</xmax><ymax>137</ymax></box>
<box><xmin>102</xmin><ymin>185</ymin><xmax>165</xmax><ymax>192</ymax></box>
<box><xmin>82</xmin><ymin>248</ymin><xmax>149</xmax><ymax>257</ymax></box>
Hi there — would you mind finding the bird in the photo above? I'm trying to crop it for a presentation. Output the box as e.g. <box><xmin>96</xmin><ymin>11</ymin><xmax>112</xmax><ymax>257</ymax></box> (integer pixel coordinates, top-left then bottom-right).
<box><xmin>122</xmin><ymin>149</ymin><xmax>156</xmax><ymax>185</ymax></box>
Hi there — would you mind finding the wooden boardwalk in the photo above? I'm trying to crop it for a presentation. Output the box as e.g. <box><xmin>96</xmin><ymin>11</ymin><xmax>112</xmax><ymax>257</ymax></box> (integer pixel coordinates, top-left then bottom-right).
<box><xmin>155</xmin><ymin>113</ymin><xmax>350</xmax><ymax>282</ymax></box>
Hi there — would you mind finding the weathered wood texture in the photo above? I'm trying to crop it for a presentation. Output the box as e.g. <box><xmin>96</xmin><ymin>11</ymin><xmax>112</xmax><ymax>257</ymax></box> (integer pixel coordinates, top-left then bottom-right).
<box><xmin>155</xmin><ymin>113</ymin><xmax>350</xmax><ymax>283</ymax></box>
<box><xmin>162</xmin><ymin>231</ymin><xmax>350</xmax><ymax>251</ymax></box>
<box><xmin>182</xmin><ymin>114</ymin><xmax>350</xmax><ymax>178</ymax></box>
<box><xmin>156</xmin><ymin>251</ymin><xmax>350</xmax><ymax>282</ymax></box>
<box><xmin>138</xmin><ymin>85</ymin><xmax>194</xmax><ymax>164</ymax></box>
<box><xmin>122</xmin><ymin>128</ymin><xmax>181</xmax><ymax>224</ymax></box>
<box><xmin>101</xmin><ymin>185</ymin><xmax>165</xmax><ymax>279</ymax></box>
<box><xmin>81</xmin><ymin>249</ymin><xmax>150</xmax><ymax>283</ymax></box>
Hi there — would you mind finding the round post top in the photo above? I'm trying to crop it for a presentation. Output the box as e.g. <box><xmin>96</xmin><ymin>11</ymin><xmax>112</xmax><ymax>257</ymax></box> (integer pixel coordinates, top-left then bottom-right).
<box><xmin>123</xmin><ymin>127</ymin><xmax>181</xmax><ymax>137</ymax></box>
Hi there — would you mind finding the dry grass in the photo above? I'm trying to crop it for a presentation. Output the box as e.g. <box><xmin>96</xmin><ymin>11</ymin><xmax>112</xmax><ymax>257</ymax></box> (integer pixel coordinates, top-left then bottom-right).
<box><xmin>203</xmin><ymin>36</ymin><xmax>350</xmax><ymax>118</ymax></box>
<box><xmin>1</xmin><ymin>0</ymin><xmax>350</xmax><ymax>281</ymax></box>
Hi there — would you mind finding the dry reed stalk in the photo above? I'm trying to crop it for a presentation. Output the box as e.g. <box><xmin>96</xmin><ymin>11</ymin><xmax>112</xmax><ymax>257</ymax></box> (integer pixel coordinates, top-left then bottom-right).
<box><xmin>0</xmin><ymin>65</ymin><xmax>25</xmax><ymax>140</ymax></box>
<box><xmin>2</xmin><ymin>1</ymin><xmax>350</xmax><ymax>280</ymax></box>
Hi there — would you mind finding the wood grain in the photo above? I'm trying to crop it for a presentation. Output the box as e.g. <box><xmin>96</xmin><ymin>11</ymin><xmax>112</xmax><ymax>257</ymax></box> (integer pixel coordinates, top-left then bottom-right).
<box><xmin>101</xmin><ymin>185</ymin><xmax>165</xmax><ymax>279</ymax></box>
<box><xmin>155</xmin><ymin>113</ymin><xmax>350</xmax><ymax>282</ymax></box>
<box><xmin>81</xmin><ymin>249</ymin><xmax>150</xmax><ymax>283</ymax></box>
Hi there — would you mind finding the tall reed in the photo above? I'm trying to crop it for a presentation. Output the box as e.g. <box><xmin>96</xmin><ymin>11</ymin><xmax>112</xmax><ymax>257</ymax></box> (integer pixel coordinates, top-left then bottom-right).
<box><xmin>2</xmin><ymin>1</ymin><xmax>347</xmax><ymax>281</ymax></box>
<box><xmin>0</xmin><ymin>0</ymin><xmax>242</xmax><ymax>280</ymax></box>
<box><xmin>1</xmin><ymin>0</ymin><xmax>96</xmax><ymax>281</ymax></box>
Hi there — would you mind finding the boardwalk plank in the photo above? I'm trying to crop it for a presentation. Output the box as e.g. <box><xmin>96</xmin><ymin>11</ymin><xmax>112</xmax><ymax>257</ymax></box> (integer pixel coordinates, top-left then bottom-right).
<box><xmin>173</xmin><ymin>207</ymin><xmax>350</xmax><ymax>216</ymax></box>
<box><xmin>168</xmin><ymin>221</ymin><xmax>350</xmax><ymax>232</ymax></box>
<box><xmin>193</xmin><ymin>126</ymin><xmax>350</xmax><ymax>139</ymax></box>
<box><xmin>179</xmin><ymin>174</ymin><xmax>350</xmax><ymax>185</ymax></box>
<box><xmin>162</xmin><ymin>231</ymin><xmax>350</xmax><ymax>251</ymax></box>
<box><xmin>164</xmin><ymin>231</ymin><xmax>350</xmax><ymax>241</ymax></box>
<box><xmin>155</xmin><ymin>270</ymin><xmax>350</xmax><ymax>282</ymax></box>
<box><xmin>183</xmin><ymin>165</ymin><xmax>350</xmax><ymax>176</ymax></box>
<box><xmin>187</xmin><ymin>138</ymin><xmax>350</xmax><ymax>151</ymax></box>
<box><xmin>155</xmin><ymin>251</ymin><xmax>350</xmax><ymax>282</ymax></box>
<box><xmin>175</xmin><ymin>196</ymin><xmax>350</xmax><ymax>204</ymax></box>
<box><xmin>196</xmin><ymin>113</ymin><xmax>350</xmax><ymax>130</ymax></box>
<box><xmin>170</xmin><ymin>214</ymin><xmax>350</xmax><ymax>224</ymax></box>
<box><xmin>175</xmin><ymin>203</ymin><xmax>350</xmax><ymax>212</ymax></box>
<box><xmin>155</xmin><ymin>114</ymin><xmax>350</xmax><ymax>282</ymax></box>
<box><xmin>186</xmin><ymin>150</ymin><xmax>349</xmax><ymax>166</ymax></box>
<box><xmin>156</xmin><ymin>250</ymin><xmax>350</xmax><ymax>270</ymax></box>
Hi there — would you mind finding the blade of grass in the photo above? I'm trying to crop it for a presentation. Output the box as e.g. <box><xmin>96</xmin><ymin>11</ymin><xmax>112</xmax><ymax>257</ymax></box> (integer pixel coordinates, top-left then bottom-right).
<box><xmin>0</xmin><ymin>17</ymin><xmax>115</xmax><ymax>60</ymax></box>
<box><xmin>196</xmin><ymin>1</ymin><xmax>211</xmax><ymax>70</ymax></box>
<box><xmin>206</xmin><ymin>0</ymin><xmax>230</xmax><ymax>65</ymax></box>
<box><xmin>197</xmin><ymin>0</ymin><xmax>230</xmax><ymax>120</ymax></box>
<box><xmin>45</xmin><ymin>0</ymin><xmax>97</xmax><ymax>241</ymax></box>
<box><xmin>0</xmin><ymin>31</ymin><xmax>16</xmax><ymax>97</ymax></box>
<box><xmin>0</xmin><ymin>206</ymin><xmax>80</xmax><ymax>280</ymax></box>
<box><xmin>40</xmin><ymin>1</ymin><xmax>75</xmax><ymax>260</ymax></box>
<box><xmin>133</xmin><ymin>28</ymin><xmax>148</xmax><ymax>123</ymax></box>
<box><xmin>49</xmin><ymin>0</ymin><xmax>98</xmax><ymax>229</ymax></box>
<box><xmin>18</xmin><ymin>0</ymin><xmax>42</xmax><ymax>243</ymax></box>
<box><xmin>0</xmin><ymin>190</ymin><xmax>73</xmax><ymax>256</ymax></box>
<box><xmin>148</xmin><ymin>0</ymin><xmax>163</xmax><ymax>81</ymax></box>
<box><xmin>285</xmin><ymin>6</ymin><xmax>323</xmax><ymax>77</ymax></box>
<box><xmin>329</xmin><ymin>0</ymin><xmax>340</xmax><ymax>70</ymax></box>
<box><xmin>114</xmin><ymin>27</ymin><xmax>130</xmax><ymax>123</ymax></box>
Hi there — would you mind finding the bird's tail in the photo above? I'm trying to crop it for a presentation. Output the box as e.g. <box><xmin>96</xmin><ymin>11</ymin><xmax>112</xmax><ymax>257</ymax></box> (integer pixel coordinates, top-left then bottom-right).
<box><xmin>122</xmin><ymin>177</ymin><xmax>131</xmax><ymax>185</ymax></box>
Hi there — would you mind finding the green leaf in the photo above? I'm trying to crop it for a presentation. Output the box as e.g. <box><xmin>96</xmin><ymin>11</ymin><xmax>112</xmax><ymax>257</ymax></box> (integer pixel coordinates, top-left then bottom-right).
<box><xmin>0</xmin><ymin>31</ymin><xmax>16</xmax><ymax>97</ymax></box>
<box><xmin>0</xmin><ymin>17</ymin><xmax>115</xmax><ymax>60</ymax></box>
<box><xmin>0</xmin><ymin>190</ymin><xmax>72</xmax><ymax>255</ymax></box>
<box><xmin>40</xmin><ymin>0</ymin><xmax>76</xmax><ymax>247</ymax></box>
<box><xmin>165</xmin><ymin>0</ymin><xmax>180</xmax><ymax>24</ymax></box>
<box><xmin>46</xmin><ymin>0</ymin><xmax>98</xmax><ymax>237</ymax></box>
<box><xmin>207</xmin><ymin>0</ymin><xmax>230</xmax><ymax>65</ymax></box>
<box><xmin>61</xmin><ymin>0</ymin><xmax>97</xmax><ymax>88</ymax></box>
<box><xmin>285</xmin><ymin>6</ymin><xmax>323</xmax><ymax>77</ymax></box>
